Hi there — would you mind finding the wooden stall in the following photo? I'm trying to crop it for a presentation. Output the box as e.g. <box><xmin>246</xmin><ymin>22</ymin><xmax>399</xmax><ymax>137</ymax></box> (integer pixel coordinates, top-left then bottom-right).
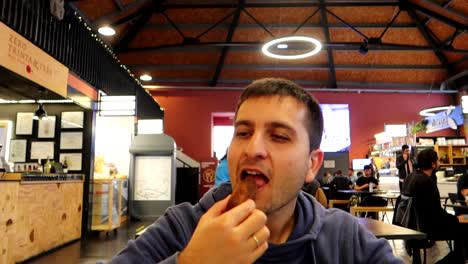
<box><xmin>0</xmin><ymin>173</ymin><xmax>84</xmax><ymax>264</ymax></box>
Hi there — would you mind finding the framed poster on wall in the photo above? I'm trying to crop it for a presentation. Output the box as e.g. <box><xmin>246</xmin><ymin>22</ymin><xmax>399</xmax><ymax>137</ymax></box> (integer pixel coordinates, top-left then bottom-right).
<box><xmin>38</xmin><ymin>116</ymin><xmax>56</xmax><ymax>138</ymax></box>
<box><xmin>30</xmin><ymin>141</ymin><xmax>54</xmax><ymax>160</ymax></box>
<box><xmin>9</xmin><ymin>139</ymin><xmax>27</xmax><ymax>162</ymax></box>
<box><xmin>59</xmin><ymin>153</ymin><xmax>82</xmax><ymax>171</ymax></box>
<box><xmin>60</xmin><ymin>132</ymin><xmax>83</xmax><ymax>149</ymax></box>
<box><xmin>15</xmin><ymin>112</ymin><xmax>33</xmax><ymax>135</ymax></box>
<box><xmin>61</xmin><ymin>111</ymin><xmax>84</xmax><ymax>129</ymax></box>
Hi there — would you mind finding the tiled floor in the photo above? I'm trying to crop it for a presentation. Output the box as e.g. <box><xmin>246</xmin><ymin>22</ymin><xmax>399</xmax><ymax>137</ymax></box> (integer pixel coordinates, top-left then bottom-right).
<box><xmin>22</xmin><ymin>218</ymin><xmax>454</xmax><ymax>264</ymax></box>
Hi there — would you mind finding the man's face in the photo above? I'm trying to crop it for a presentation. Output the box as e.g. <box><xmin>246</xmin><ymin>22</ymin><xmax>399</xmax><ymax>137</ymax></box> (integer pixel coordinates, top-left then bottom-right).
<box><xmin>403</xmin><ymin>149</ymin><xmax>410</xmax><ymax>156</ymax></box>
<box><xmin>228</xmin><ymin>95</ymin><xmax>323</xmax><ymax>214</ymax></box>
<box><xmin>348</xmin><ymin>169</ymin><xmax>353</xmax><ymax>176</ymax></box>
<box><xmin>364</xmin><ymin>168</ymin><xmax>372</xmax><ymax>177</ymax></box>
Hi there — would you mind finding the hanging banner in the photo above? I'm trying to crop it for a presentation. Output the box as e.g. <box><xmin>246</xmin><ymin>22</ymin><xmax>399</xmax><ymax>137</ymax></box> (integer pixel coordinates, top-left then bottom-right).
<box><xmin>425</xmin><ymin>105</ymin><xmax>464</xmax><ymax>133</ymax></box>
<box><xmin>0</xmin><ymin>22</ymin><xmax>68</xmax><ymax>98</ymax></box>
<box><xmin>199</xmin><ymin>160</ymin><xmax>216</xmax><ymax>198</ymax></box>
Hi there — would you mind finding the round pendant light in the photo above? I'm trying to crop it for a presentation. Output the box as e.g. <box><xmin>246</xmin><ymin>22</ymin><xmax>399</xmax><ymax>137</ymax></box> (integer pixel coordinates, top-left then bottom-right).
<box><xmin>261</xmin><ymin>36</ymin><xmax>322</xmax><ymax>60</ymax></box>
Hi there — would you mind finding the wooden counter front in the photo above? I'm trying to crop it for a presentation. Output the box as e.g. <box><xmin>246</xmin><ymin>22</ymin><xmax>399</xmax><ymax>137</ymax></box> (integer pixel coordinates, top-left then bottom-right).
<box><xmin>0</xmin><ymin>179</ymin><xmax>83</xmax><ymax>264</ymax></box>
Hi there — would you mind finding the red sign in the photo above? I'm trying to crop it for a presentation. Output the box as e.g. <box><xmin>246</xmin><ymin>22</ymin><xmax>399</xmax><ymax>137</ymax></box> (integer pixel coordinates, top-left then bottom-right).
<box><xmin>199</xmin><ymin>160</ymin><xmax>217</xmax><ymax>198</ymax></box>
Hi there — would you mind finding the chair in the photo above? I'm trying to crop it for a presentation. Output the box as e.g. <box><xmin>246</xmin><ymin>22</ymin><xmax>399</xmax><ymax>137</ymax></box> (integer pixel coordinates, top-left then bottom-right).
<box><xmin>393</xmin><ymin>195</ymin><xmax>453</xmax><ymax>264</ymax></box>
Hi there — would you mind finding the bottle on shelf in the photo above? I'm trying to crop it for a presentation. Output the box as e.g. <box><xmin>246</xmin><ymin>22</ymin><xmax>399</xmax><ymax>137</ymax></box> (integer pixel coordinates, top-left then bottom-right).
<box><xmin>44</xmin><ymin>157</ymin><xmax>51</xmax><ymax>174</ymax></box>
<box><xmin>62</xmin><ymin>158</ymin><xmax>68</xmax><ymax>173</ymax></box>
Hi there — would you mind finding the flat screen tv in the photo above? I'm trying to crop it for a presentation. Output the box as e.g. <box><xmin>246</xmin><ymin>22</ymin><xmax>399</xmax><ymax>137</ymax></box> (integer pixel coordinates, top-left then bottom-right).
<box><xmin>320</xmin><ymin>104</ymin><xmax>350</xmax><ymax>152</ymax></box>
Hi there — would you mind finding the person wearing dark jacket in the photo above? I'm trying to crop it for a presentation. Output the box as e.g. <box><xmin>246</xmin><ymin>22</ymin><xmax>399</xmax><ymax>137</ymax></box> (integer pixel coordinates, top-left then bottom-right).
<box><xmin>109</xmin><ymin>78</ymin><xmax>402</xmax><ymax>263</ymax></box>
<box><xmin>396</xmin><ymin>145</ymin><xmax>415</xmax><ymax>191</ymax></box>
<box><xmin>403</xmin><ymin>148</ymin><xmax>466</xmax><ymax>263</ymax></box>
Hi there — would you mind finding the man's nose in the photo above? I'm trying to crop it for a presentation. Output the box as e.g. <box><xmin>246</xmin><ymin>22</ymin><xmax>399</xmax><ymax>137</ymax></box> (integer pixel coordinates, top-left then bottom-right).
<box><xmin>244</xmin><ymin>132</ymin><xmax>267</xmax><ymax>159</ymax></box>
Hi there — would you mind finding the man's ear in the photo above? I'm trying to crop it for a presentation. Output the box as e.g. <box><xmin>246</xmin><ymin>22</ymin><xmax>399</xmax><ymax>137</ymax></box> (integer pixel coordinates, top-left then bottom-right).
<box><xmin>305</xmin><ymin>149</ymin><xmax>324</xmax><ymax>183</ymax></box>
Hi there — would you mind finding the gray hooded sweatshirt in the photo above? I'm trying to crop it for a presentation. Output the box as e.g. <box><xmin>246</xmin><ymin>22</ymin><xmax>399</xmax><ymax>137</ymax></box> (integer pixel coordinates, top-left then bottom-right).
<box><xmin>110</xmin><ymin>183</ymin><xmax>403</xmax><ymax>263</ymax></box>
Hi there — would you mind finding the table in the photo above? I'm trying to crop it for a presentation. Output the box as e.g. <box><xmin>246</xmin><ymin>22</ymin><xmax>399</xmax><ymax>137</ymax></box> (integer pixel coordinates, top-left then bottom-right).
<box><xmin>357</xmin><ymin>218</ymin><xmax>427</xmax><ymax>240</ymax></box>
<box><xmin>457</xmin><ymin>215</ymin><xmax>468</xmax><ymax>224</ymax></box>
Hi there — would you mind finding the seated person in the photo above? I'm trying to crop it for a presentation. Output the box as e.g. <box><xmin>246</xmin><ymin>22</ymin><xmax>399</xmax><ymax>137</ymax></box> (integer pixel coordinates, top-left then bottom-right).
<box><xmin>329</xmin><ymin>171</ymin><xmax>353</xmax><ymax>199</ymax></box>
<box><xmin>403</xmin><ymin>148</ymin><xmax>466</xmax><ymax>263</ymax></box>
<box><xmin>302</xmin><ymin>179</ymin><xmax>328</xmax><ymax>208</ymax></box>
<box><xmin>456</xmin><ymin>173</ymin><xmax>468</xmax><ymax>215</ymax></box>
<box><xmin>354</xmin><ymin>165</ymin><xmax>379</xmax><ymax>192</ymax></box>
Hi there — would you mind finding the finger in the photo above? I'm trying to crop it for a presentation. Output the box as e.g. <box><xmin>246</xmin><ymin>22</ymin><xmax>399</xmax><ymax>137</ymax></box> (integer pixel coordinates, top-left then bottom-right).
<box><xmin>222</xmin><ymin>199</ymin><xmax>256</xmax><ymax>226</ymax></box>
<box><xmin>250</xmin><ymin>226</ymin><xmax>270</xmax><ymax>250</ymax></box>
<box><xmin>235</xmin><ymin>209</ymin><xmax>267</xmax><ymax>236</ymax></box>
<box><xmin>204</xmin><ymin>195</ymin><xmax>232</xmax><ymax>218</ymax></box>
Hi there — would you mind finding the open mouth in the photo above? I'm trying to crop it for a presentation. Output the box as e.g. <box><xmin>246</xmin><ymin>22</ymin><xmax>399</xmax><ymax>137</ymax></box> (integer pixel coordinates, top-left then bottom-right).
<box><xmin>241</xmin><ymin>169</ymin><xmax>269</xmax><ymax>188</ymax></box>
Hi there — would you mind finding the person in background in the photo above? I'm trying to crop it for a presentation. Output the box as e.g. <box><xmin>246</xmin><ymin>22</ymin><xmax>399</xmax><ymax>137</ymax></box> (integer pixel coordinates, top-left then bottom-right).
<box><xmin>214</xmin><ymin>151</ymin><xmax>229</xmax><ymax>186</ymax></box>
<box><xmin>347</xmin><ymin>167</ymin><xmax>357</xmax><ymax>185</ymax></box>
<box><xmin>109</xmin><ymin>78</ymin><xmax>403</xmax><ymax>263</ymax></box>
<box><xmin>319</xmin><ymin>171</ymin><xmax>332</xmax><ymax>187</ymax></box>
<box><xmin>403</xmin><ymin>148</ymin><xmax>466</xmax><ymax>263</ymax></box>
<box><xmin>396</xmin><ymin>144</ymin><xmax>414</xmax><ymax>191</ymax></box>
<box><xmin>370</xmin><ymin>158</ymin><xmax>380</xmax><ymax>180</ymax></box>
<box><xmin>456</xmin><ymin>173</ymin><xmax>468</xmax><ymax>215</ymax></box>
<box><xmin>302</xmin><ymin>179</ymin><xmax>328</xmax><ymax>208</ymax></box>
<box><xmin>355</xmin><ymin>165</ymin><xmax>379</xmax><ymax>192</ymax></box>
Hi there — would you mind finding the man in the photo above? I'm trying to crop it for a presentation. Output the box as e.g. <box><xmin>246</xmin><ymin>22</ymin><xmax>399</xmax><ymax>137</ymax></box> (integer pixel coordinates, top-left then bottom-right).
<box><xmin>403</xmin><ymin>148</ymin><xmax>466</xmax><ymax>263</ymax></box>
<box><xmin>355</xmin><ymin>165</ymin><xmax>379</xmax><ymax>192</ymax></box>
<box><xmin>456</xmin><ymin>173</ymin><xmax>468</xmax><ymax>215</ymax></box>
<box><xmin>109</xmin><ymin>78</ymin><xmax>402</xmax><ymax>263</ymax></box>
<box><xmin>370</xmin><ymin>158</ymin><xmax>380</xmax><ymax>180</ymax></box>
<box><xmin>396</xmin><ymin>145</ymin><xmax>414</xmax><ymax>191</ymax></box>
<box><xmin>348</xmin><ymin>167</ymin><xmax>357</xmax><ymax>185</ymax></box>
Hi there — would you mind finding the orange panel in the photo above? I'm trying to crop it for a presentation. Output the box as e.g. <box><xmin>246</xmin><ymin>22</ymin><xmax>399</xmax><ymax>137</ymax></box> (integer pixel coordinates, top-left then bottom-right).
<box><xmin>163</xmin><ymin>8</ymin><xmax>237</xmax><ymax>24</ymax></box>
<box><xmin>444</xmin><ymin>52</ymin><xmax>465</xmax><ymax>62</ymax></box>
<box><xmin>135</xmin><ymin>69</ymin><xmax>213</xmax><ymax>79</ymax></box>
<box><xmin>410</xmin><ymin>0</ymin><xmax>467</xmax><ymax>24</ymax></box>
<box><xmin>454</xmin><ymin>59</ymin><xmax>468</xmax><ymax>73</ymax></box>
<box><xmin>75</xmin><ymin>0</ymin><xmax>118</xmax><ymax>21</ymax></box>
<box><xmin>119</xmin><ymin>51</ymin><xmax>220</xmax><ymax>65</ymax></box>
<box><xmin>232</xmin><ymin>28</ymin><xmax>324</xmax><ymax>42</ymax></box>
<box><xmin>427</xmin><ymin>20</ymin><xmax>457</xmax><ymax>42</ymax></box>
<box><xmin>451</xmin><ymin>0</ymin><xmax>468</xmax><ymax>15</ymax></box>
<box><xmin>325</xmin><ymin>6</ymin><xmax>411</xmax><ymax>24</ymax></box>
<box><xmin>224</xmin><ymin>51</ymin><xmax>329</xmax><ymax>65</ymax></box>
<box><xmin>329</xmin><ymin>28</ymin><xmax>427</xmax><ymax>45</ymax></box>
<box><xmin>239</xmin><ymin>7</ymin><xmax>321</xmax><ymax>24</ymax></box>
<box><xmin>336</xmin><ymin>69</ymin><xmax>446</xmax><ymax>83</ymax></box>
<box><xmin>453</xmin><ymin>34</ymin><xmax>468</xmax><ymax>50</ymax></box>
<box><xmin>333</xmin><ymin>50</ymin><xmax>440</xmax><ymax>65</ymax></box>
<box><xmin>220</xmin><ymin>69</ymin><xmax>330</xmax><ymax>81</ymax></box>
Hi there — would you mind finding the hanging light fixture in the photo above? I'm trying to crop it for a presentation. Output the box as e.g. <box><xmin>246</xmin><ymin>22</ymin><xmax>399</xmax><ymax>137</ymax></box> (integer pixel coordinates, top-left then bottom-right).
<box><xmin>33</xmin><ymin>103</ymin><xmax>48</xmax><ymax>120</ymax></box>
<box><xmin>261</xmin><ymin>36</ymin><xmax>322</xmax><ymax>60</ymax></box>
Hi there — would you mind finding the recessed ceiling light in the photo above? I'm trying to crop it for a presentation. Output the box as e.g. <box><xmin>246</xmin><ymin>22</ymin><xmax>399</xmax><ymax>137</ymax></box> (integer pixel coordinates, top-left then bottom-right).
<box><xmin>98</xmin><ymin>26</ymin><xmax>116</xmax><ymax>36</ymax></box>
<box><xmin>262</xmin><ymin>36</ymin><xmax>322</xmax><ymax>60</ymax></box>
<box><xmin>140</xmin><ymin>74</ymin><xmax>152</xmax><ymax>81</ymax></box>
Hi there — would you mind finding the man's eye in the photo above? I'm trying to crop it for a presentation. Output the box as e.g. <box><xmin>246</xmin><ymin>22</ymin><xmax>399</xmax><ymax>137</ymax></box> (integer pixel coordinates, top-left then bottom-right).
<box><xmin>235</xmin><ymin>131</ymin><xmax>249</xmax><ymax>137</ymax></box>
<box><xmin>272</xmin><ymin>134</ymin><xmax>289</xmax><ymax>141</ymax></box>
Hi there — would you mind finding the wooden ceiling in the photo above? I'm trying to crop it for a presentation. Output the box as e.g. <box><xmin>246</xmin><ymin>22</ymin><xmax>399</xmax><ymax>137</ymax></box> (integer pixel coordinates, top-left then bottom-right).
<box><xmin>71</xmin><ymin>0</ymin><xmax>468</xmax><ymax>93</ymax></box>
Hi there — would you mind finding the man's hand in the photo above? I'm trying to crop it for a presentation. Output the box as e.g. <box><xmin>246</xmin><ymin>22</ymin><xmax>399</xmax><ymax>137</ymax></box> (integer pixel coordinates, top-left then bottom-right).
<box><xmin>178</xmin><ymin>195</ymin><xmax>270</xmax><ymax>264</ymax></box>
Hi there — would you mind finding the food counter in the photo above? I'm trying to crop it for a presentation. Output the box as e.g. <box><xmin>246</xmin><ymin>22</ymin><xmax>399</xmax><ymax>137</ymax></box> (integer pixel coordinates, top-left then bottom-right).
<box><xmin>0</xmin><ymin>172</ymin><xmax>84</xmax><ymax>264</ymax></box>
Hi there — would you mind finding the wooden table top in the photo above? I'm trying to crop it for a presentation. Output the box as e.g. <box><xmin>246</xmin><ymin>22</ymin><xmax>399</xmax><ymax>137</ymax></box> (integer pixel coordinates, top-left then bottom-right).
<box><xmin>357</xmin><ymin>218</ymin><xmax>427</xmax><ymax>240</ymax></box>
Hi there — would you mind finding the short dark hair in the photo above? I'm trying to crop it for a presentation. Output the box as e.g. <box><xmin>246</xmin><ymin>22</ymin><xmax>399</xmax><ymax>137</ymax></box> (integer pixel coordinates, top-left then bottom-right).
<box><xmin>235</xmin><ymin>78</ymin><xmax>323</xmax><ymax>150</ymax></box>
<box><xmin>402</xmin><ymin>144</ymin><xmax>409</xmax><ymax>151</ymax></box>
<box><xmin>417</xmin><ymin>148</ymin><xmax>438</xmax><ymax>170</ymax></box>
<box><xmin>363</xmin><ymin>165</ymin><xmax>372</xmax><ymax>170</ymax></box>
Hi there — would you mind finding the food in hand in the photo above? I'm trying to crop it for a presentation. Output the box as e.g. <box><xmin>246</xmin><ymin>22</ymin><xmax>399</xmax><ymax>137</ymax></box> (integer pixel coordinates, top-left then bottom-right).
<box><xmin>226</xmin><ymin>176</ymin><xmax>257</xmax><ymax>211</ymax></box>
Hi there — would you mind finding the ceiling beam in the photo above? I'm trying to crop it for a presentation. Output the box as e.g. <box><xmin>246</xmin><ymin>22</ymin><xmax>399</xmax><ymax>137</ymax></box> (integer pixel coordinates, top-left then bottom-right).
<box><xmin>143</xmin><ymin>23</ymin><xmax>418</xmax><ymax>30</ymax></box>
<box><xmin>320</xmin><ymin>2</ymin><xmax>337</xmax><ymax>88</ymax></box>
<box><xmin>144</xmin><ymin>80</ymin><xmax>456</xmax><ymax>93</ymax></box>
<box><xmin>406</xmin><ymin>1</ymin><xmax>467</xmax><ymax>30</ymax></box>
<box><xmin>210</xmin><ymin>4</ymin><xmax>242</xmax><ymax>86</ymax></box>
<box><xmin>129</xmin><ymin>64</ymin><xmax>446</xmax><ymax>70</ymax></box>
<box><xmin>161</xmin><ymin>2</ymin><xmax>400</xmax><ymax>8</ymax></box>
<box><xmin>114</xmin><ymin>1</ymin><xmax>155</xmax><ymax>52</ymax></box>
<box><xmin>404</xmin><ymin>1</ymin><xmax>453</xmax><ymax>74</ymax></box>
<box><xmin>93</xmin><ymin>0</ymin><xmax>148</xmax><ymax>26</ymax></box>
<box><xmin>116</xmin><ymin>41</ymin><xmax>468</xmax><ymax>53</ymax></box>
<box><xmin>114</xmin><ymin>0</ymin><xmax>125</xmax><ymax>11</ymax></box>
